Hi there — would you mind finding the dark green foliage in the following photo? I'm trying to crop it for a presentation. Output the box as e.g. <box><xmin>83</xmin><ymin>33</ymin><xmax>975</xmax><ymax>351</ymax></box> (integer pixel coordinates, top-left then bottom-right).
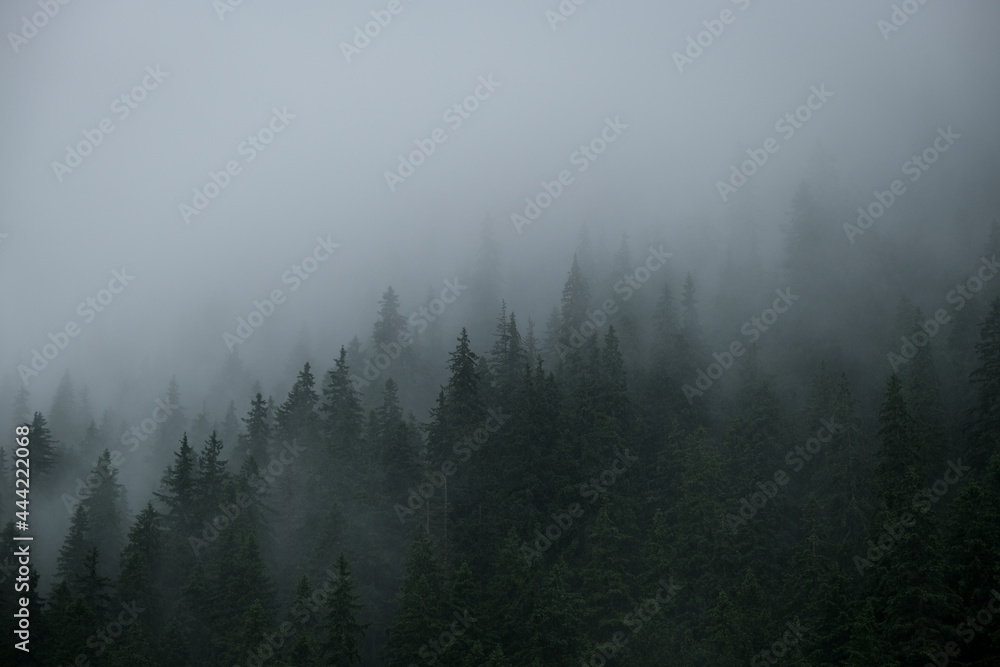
<box><xmin>274</xmin><ymin>362</ymin><xmax>320</xmax><ymax>444</ymax></box>
<box><xmin>19</xmin><ymin>213</ymin><xmax>1000</xmax><ymax>666</ymax></box>
<box><xmin>320</xmin><ymin>552</ymin><xmax>367</xmax><ymax>665</ymax></box>
<box><xmin>320</xmin><ymin>345</ymin><xmax>365</xmax><ymax>459</ymax></box>
<box><xmin>386</xmin><ymin>530</ymin><xmax>446</xmax><ymax>666</ymax></box>
<box><xmin>27</xmin><ymin>411</ymin><xmax>59</xmax><ymax>481</ymax></box>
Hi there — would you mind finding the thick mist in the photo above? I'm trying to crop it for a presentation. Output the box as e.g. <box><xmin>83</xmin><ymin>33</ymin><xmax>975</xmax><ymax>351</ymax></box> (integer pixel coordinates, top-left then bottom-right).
<box><xmin>2</xmin><ymin>2</ymin><xmax>1000</xmax><ymax>665</ymax></box>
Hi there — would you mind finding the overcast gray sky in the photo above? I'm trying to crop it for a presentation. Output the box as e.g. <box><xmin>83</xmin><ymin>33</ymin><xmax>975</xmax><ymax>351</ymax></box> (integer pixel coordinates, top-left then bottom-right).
<box><xmin>2</xmin><ymin>0</ymin><xmax>999</xmax><ymax>410</ymax></box>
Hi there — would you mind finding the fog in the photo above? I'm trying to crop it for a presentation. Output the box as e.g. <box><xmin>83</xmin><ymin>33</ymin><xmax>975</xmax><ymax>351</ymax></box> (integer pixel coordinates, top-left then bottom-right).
<box><xmin>2</xmin><ymin>1</ymin><xmax>1000</xmax><ymax>664</ymax></box>
<box><xmin>3</xmin><ymin>1</ymin><xmax>996</xmax><ymax>404</ymax></box>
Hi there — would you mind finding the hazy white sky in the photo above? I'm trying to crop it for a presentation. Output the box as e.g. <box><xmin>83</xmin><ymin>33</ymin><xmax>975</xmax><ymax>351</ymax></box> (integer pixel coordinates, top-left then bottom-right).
<box><xmin>2</xmin><ymin>0</ymin><xmax>998</xmax><ymax>408</ymax></box>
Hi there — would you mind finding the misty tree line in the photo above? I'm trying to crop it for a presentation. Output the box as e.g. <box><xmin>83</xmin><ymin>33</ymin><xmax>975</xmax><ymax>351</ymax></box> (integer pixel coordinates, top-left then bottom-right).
<box><xmin>2</xmin><ymin>189</ymin><xmax>1000</xmax><ymax>665</ymax></box>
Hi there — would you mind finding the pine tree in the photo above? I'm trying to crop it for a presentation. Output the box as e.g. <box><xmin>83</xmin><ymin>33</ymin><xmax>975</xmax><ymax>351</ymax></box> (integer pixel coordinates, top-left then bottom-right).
<box><xmin>702</xmin><ymin>589</ymin><xmax>749</xmax><ymax>666</ymax></box>
<box><xmin>386</xmin><ymin>531</ymin><xmax>446</xmax><ymax>667</ymax></box>
<box><xmin>598</xmin><ymin>325</ymin><xmax>631</xmax><ymax>435</ymax></box>
<box><xmin>812</xmin><ymin>375</ymin><xmax>875</xmax><ymax>567</ymax></box>
<box><xmin>274</xmin><ymin>363</ymin><xmax>320</xmax><ymax>445</ymax></box>
<box><xmin>320</xmin><ymin>346</ymin><xmax>365</xmax><ymax>458</ymax></box>
<box><xmin>80</xmin><ymin>449</ymin><xmax>128</xmax><ymax>578</ymax></box>
<box><xmin>520</xmin><ymin>558</ymin><xmax>585</xmax><ymax>665</ymax></box>
<box><xmin>428</xmin><ymin>329</ymin><xmax>486</xmax><ymax>466</ymax></box>
<box><xmin>42</xmin><ymin>579</ymin><xmax>97</xmax><ymax>665</ymax></box>
<box><xmin>556</xmin><ymin>255</ymin><xmax>592</xmax><ymax>370</ymax></box>
<box><xmin>57</xmin><ymin>504</ymin><xmax>92</xmax><ymax>588</ymax></box>
<box><xmin>284</xmin><ymin>576</ymin><xmax>322</xmax><ymax>666</ymax></box>
<box><xmin>578</xmin><ymin>506</ymin><xmax>635</xmax><ymax>633</ymax></box>
<box><xmin>488</xmin><ymin>304</ymin><xmax>525</xmax><ymax>406</ymax></box>
<box><xmin>943</xmin><ymin>452</ymin><xmax>1000</xmax><ymax>662</ymax></box>
<box><xmin>74</xmin><ymin>546</ymin><xmax>114</xmax><ymax>621</ymax></box>
<box><xmin>380</xmin><ymin>382</ymin><xmax>420</xmax><ymax>499</ymax></box>
<box><xmin>227</xmin><ymin>600</ymin><xmax>270</xmax><ymax>667</ymax></box>
<box><xmin>154</xmin><ymin>434</ymin><xmax>199</xmax><ymax>535</ymax></box>
<box><xmin>215</xmin><ymin>529</ymin><xmax>277</xmax><ymax>665</ymax></box>
<box><xmin>174</xmin><ymin>558</ymin><xmax>216</xmax><ymax>665</ymax></box>
<box><xmin>117</xmin><ymin>503</ymin><xmax>164</xmax><ymax>635</ymax></box>
<box><xmin>195</xmin><ymin>431</ymin><xmax>229</xmax><ymax>517</ymax></box>
<box><xmin>153</xmin><ymin>434</ymin><xmax>200</xmax><ymax>611</ymax></box>
<box><xmin>445</xmin><ymin>329</ymin><xmax>485</xmax><ymax>429</ymax></box>
<box><xmin>863</xmin><ymin>381</ymin><xmax>959</xmax><ymax>662</ymax></box>
<box><xmin>102</xmin><ymin>621</ymin><xmax>160</xmax><ymax>667</ymax></box>
<box><xmin>239</xmin><ymin>392</ymin><xmax>271</xmax><ymax>464</ymax></box>
<box><xmin>320</xmin><ymin>553</ymin><xmax>367</xmax><ymax>665</ymax></box>
<box><xmin>373</xmin><ymin>286</ymin><xmax>408</xmax><ymax>350</ymax></box>
<box><xmin>875</xmin><ymin>373</ymin><xmax>923</xmax><ymax>512</ymax></box>
<box><xmin>27</xmin><ymin>411</ymin><xmax>59</xmax><ymax>482</ymax></box>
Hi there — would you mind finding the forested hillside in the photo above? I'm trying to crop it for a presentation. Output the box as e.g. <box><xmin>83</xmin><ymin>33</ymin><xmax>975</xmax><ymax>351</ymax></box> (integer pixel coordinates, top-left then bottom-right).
<box><xmin>2</xmin><ymin>201</ymin><xmax>1000</xmax><ymax>666</ymax></box>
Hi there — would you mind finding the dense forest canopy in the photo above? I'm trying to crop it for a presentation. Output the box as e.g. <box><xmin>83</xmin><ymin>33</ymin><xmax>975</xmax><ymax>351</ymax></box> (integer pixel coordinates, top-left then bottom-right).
<box><xmin>3</xmin><ymin>206</ymin><xmax>1000</xmax><ymax>664</ymax></box>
